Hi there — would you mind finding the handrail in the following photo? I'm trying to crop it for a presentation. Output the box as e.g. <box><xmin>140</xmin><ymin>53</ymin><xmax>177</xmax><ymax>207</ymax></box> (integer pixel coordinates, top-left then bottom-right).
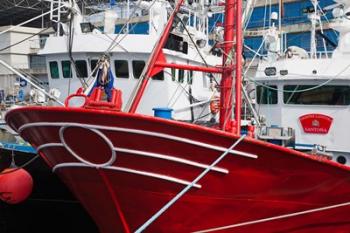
<box><xmin>0</xmin><ymin>4</ymin><xmax>66</xmax><ymax>37</ymax></box>
<box><xmin>135</xmin><ymin>135</ymin><xmax>249</xmax><ymax>233</ymax></box>
<box><xmin>0</xmin><ymin>60</ymin><xmax>64</xmax><ymax>106</ymax></box>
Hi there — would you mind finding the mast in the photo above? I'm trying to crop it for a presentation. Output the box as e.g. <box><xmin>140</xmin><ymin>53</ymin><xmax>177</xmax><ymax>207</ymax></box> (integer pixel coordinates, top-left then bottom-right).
<box><xmin>220</xmin><ymin>0</ymin><xmax>241</xmax><ymax>135</ymax></box>
<box><xmin>128</xmin><ymin>0</ymin><xmax>185</xmax><ymax>113</ymax></box>
<box><xmin>279</xmin><ymin>0</ymin><xmax>283</xmax><ymax>53</ymax></box>
<box><xmin>127</xmin><ymin>0</ymin><xmax>223</xmax><ymax>113</ymax></box>
<box><xmin>128</xmin><ymin>0</ymin><xmax>242</xmax><ymax>135</ymax></box>
<box><xmin>309</xmin><ymin>0</ymin><xmax>318</xmax><ymax>58</ymax></box>
<box><xmin>235</xmin><ymin>0</ymin><xmax>242</xmax><ymax>135</ymax></box>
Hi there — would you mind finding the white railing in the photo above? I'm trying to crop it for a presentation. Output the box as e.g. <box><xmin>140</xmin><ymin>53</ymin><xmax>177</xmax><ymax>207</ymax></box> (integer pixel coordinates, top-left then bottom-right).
<box><xmin>0</xmin><ymin>60</ymin><xmax>64</xmax><ymax>106</ymax></box>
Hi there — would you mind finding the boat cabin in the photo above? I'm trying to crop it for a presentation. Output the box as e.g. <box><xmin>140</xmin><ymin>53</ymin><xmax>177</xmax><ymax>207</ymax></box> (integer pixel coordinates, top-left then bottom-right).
<box><xmin>40</xmin><ymin>0</ymin><xmax>222</xmax><ymax>121</ymax></box>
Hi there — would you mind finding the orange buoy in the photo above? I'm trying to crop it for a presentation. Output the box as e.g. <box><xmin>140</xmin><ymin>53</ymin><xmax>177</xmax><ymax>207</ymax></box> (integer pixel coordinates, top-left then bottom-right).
<box><xmin>0</xmin><ymin>168</ymin><xmax>33</xmax><ymax>204</ymax></box>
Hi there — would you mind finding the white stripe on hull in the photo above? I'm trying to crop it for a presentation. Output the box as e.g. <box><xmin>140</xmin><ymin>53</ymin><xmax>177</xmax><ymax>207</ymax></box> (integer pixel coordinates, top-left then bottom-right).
<box><xmin>19</xmin><ymin>121</ymin><xmax>258</xmax><ymax>159</ymax></box>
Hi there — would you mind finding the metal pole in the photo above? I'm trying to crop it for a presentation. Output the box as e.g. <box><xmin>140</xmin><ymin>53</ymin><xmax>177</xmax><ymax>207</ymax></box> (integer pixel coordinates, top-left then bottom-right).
<box><xmin>127</xmin><ymin>0</ymin><xmax>130</xmax><ymax>33</ymax></box>
<box><xmin>135</xmin><ymin>135</ymin><xmax>246</xmax><ymax>233</ymax></box>
<box><xmin>128</xmin><ymin>0</ymin><xmax>185</xmax><ymax>113</ymax></box>
<box><xmin>279</xmin><ymin>0</ymin><xmax>283</xmax><ymax>53</ymax></box>
<box><xmin>154</xmin><ymin>62</ymin><xmax>223</xmax><ymax>73</ymax></box>
<box><xmin>0</xmin><ymin>5</ymin><xmax>65</xmax><ymax>37</ymax></box>
<box><xmin>235</xmin><ymin>0</ymin><xmax>242</xmax><ymax>135</ymax></box>
<box><xmin>219</xmin><ymin>0</ymin><xmax>235</xmax><ymax>131</ymax></box>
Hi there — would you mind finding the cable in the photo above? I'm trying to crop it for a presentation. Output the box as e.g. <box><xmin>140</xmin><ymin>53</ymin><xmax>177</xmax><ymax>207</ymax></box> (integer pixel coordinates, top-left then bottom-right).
<box><xmin>0</xmin><ymin>154</ymin><xmax>40</xmax><ymax>175</ymax></box>
<box><xmin>0</xmin><ymin>27</ymin><xmax>50</xmax><ymax>52</ymax></box>
<box><xmin>246</xmin><ymin>61</ymin><xmax>350</xmax><ymax>94</ymax></box>
<box><xmin>106</xmin><ymin>0</ymin><xmax>154</xmax><ymax>53</ymax></box>
<box><xmin>67</xmin><ymin>8</ymin><xmax>88</xmax><ymax>88</ymax></box>
<box><xmin>177</xmin><ymin>15</ymin><xmax>220</xmax><ymax>86</ymax></box>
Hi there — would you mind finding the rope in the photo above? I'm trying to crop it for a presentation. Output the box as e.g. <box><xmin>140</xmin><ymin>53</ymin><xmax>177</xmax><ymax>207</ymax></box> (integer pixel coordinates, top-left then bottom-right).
<box><xmin>106</xmin><ymin>0</ymin><xmax>157</xmax><ymax>53</ymax></box>
<box><xmin>177</xmin><ymin>16</ymin><xmax>219</xmax><ymax>86</ymax></box>
<box><xmin>0</xmin><ymin>27</ymin><xmax>50</xmax><ymax>52</ymax></box>
<box><xmin>194</xmin><ymin>201</ymin><xmax>350</xmax><ymax>233</ymax></box>
<box><xmin>135</xmin><ymin>135</ymin><xmax>246</xmax><ymax>233</ymax></box>
<box><xmin>0</xmin><ymin>154</ymin><xmax>40</xmax><ymax>175</ymax></box>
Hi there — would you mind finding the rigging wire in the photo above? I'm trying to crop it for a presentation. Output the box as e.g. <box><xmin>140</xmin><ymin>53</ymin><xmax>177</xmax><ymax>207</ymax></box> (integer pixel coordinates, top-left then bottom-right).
<box><xmin>177</xmin><ymin>16</ymin><xmax>220</xmax><ymax>86</ymax></box>
<box><xmin>106</xmin><ymin>0</ymin><xmax>156</xmax><ymax>53</ymax></box>
<box><xmin>83</xmin><ymin>0</ymin><xmax>158</xmax><ymax>89</ymax></box>
<box><xmin>0</xmin><ymin>154</ymin><xmax>40</xmax><ymax>175</ymax></box>
<box><xmin>243</xmin><ymin>0</ymin><xmax>256</xmax><ymax>31</ymax></box>
<box><xmin>315</xmin><ymin>0</ymin><xmax>339</xmax><ymax>39</ymax></box>
<box><xmin>0</xmin><ymin>28</ymin><xmax>50</xmax><ymax>52</ymax></box>
<box><xmin>67</xmin><ymin>7</ymin><xmax>88</xmax><ymax>89</ymax></box>
<box><xmin>165</xmin><ymin>70</ymin><xmax>199</xmax><ymax>108</ymax></box>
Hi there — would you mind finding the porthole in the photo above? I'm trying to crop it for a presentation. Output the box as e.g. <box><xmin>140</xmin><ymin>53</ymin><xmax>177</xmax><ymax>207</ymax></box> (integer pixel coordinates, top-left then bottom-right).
<box><xmin>336</xmin><ymin>156</ymin><xmax>347</xmax><ymax>165</ymax></box>
<box><xmin>264</xmin><ymin>67</ymin><xmax>276</xmax><ymax>76</ymax></box>
<box><xmin>280</xmin><ymin>70</ymin><xmax>288</xmax><ymax>76</ymax></box>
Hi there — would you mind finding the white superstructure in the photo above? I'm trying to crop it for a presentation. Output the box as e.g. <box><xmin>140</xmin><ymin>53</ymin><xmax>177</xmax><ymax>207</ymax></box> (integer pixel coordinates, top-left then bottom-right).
<box><xmin>41</xmin><ymin>0</ymin><xmax>222</xmax><ymax>121</ymax></box>
<box><xmin>252</xmin><ymin>0</ymin><xmax>350</xmax><ymax>165</ymax></box>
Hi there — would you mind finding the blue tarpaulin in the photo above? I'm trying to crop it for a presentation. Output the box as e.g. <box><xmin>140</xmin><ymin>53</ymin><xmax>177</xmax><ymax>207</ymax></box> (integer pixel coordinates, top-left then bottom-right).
<box><xmin>89</xmin><ymin>67</ymin><xmax>115</xmax><ymax>101</ymax></box>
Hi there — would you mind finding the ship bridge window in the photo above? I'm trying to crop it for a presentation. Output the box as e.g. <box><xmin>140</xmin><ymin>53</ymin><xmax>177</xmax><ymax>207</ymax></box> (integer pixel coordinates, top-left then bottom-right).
<box><xmin>132</xmin><ymin>60</ymin><xmax>145</xmax><ymax>79</ymax></box>
<box><xmin>61</xmin><ymin>60</ymin><xmax>72</xmax><ymax>78</ymax></box>
<box><xmin>171</xmin><ymin>68</ymin><xmax>176</xmax><ymax>81</ymax></box>
<box><xmin>283</xmin><ymin>85</ymin><xmax>350</xmax><ymax>105</ymax></box>
<box><xmin>49</xmin><ymin>61</ymin><xmax>59</xmax><ymax>79</ymax></box>
<box><xmin>178</xmin><ymin>69</ymin><xmax>185</xmax><ymax>83</ymax></box>
<box><xmin>187</xmin><ymin>70</ymin><xmax>193</xmax><ymax>84</ymax></box>
<box><xmin>152</xmin><ymin>71</ymin><xmax>164</xmax><ymax>81</ymax></box>
<box><xmin>114</xmin><ymin>60</ymin><xmax>129</xmax><ymax>78</ymax></box>
<box><xmin>75</xmin><ymin>60</ymin><xmax>88</xmax><ymax>78</ymax></box>
<box><xmin>165</xmin><ymin>34</ymin><xmax>188</xmax><ymax>54</ymax></box>
<box><xmin>257</xmin><ymin>85</ymin><xmax>278</xmax><ymax>104</ymax></box>
<box><xmin>90</xmin><ymin>59</ymin><xmax>99</xmax><ymax>77</ymax></box>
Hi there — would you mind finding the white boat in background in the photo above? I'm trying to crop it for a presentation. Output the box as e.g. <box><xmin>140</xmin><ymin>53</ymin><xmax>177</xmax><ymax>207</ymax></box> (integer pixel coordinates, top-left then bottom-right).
<box><xmin>249</xmin><ymin>0</ymin><xmax>350</xmax><ymax>165</ymax></box>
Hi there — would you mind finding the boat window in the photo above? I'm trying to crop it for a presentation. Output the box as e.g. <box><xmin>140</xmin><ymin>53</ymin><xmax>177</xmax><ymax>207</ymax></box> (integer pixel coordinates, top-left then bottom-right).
<box><xmin>49</xmin><ymin>61</ymin><xmax>59</xmax><ymax>79</ymax></box>
<box><xmin>75</xmin><ymin>60</ymin><xmax>88</xmax><ymax>78</ymax></box>
<box><xmin>152</xmin><ymin>71</ymin><xmax>164</xmax><ymax>81</ymax></box>
<box><xmin>171</xmin><ymin>68</ymin><xmax>176</xmax><ymax>81</ymax></box>
<box><xmin>264</xmin><ymin>67</ymin><xmax>276</xmax><ymax>76</ymax></box>
<box><xmin>187</xmin><ymin>70</ymin><xmax>193</xmax><ymax>84</ymax></box>
<box><xmin>114</xmin><ymin>60</ymin><xmax>129</xmax><ymax>78</ymax></box>
<box><xmin>165</xmin><ymin>34</ymin><xmax>188</xmax><ymax>54</ymax></box>
<box><xmin>178</xmin><ymin>69</ymin><xmax>185</xmax><ymax>83</ymax></box>
<box><xmin>256</xmin><ymin>85</ymin><xmax>278</xmax><ymax>104</ymax></box>
<box><xmin>132</xmin><ymin>60</ymin><xmax>145</xmax><ymax>79</ymax></box>
<box><xmin>283</xmin><ymin>85</ymin><xmax>350</xmax><ymax>105</ymax></box>
<box><xmin>90</xmin><ymin>59</ymin><xmax>99</xmax><ymax>77</ymax></box>
<box><xmin>61</xmin><ymin>60</ymin><xmax>72</xmax><ymax>78</ymax></box>
<box><xmin>280</xmin><ymin>70</ymin><xmax>288</xmax><ymax>76</ymax></box>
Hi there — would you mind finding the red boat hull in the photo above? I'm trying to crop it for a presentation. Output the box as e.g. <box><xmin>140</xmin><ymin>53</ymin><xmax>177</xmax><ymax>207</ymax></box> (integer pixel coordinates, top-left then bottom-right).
<box><xmin>6</xmin><ymin>106</ymin><xmax>350</xmax><ymax>233</ymax></box>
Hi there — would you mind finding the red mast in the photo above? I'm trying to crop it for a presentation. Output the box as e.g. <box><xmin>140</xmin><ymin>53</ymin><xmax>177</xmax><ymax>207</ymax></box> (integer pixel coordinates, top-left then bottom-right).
<box><xmin>128</xmin><ymin>0</ymin><xmax>184</xmax><ymax>113</ymax></box>
<box><xmin>219</xmin><ymin>0</ymin><xmax>241</xmax><ymax>135</ymax></box>
<box><xmin>235</xmin><ymin>0</ymin><xmax>242</xmax><ymax>135</ymax></box>
<box><xmin>129</xmin><ymin>0</ymin><xmax>242</xmax><ymax>135</ymax></box>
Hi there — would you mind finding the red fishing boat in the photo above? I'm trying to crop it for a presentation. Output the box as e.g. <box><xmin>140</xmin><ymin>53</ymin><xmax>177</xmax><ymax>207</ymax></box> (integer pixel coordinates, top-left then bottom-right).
<box><xmin>5</xmin><ymin>0</ymin><xmax>350</xmax><ymax>232</ymax></box>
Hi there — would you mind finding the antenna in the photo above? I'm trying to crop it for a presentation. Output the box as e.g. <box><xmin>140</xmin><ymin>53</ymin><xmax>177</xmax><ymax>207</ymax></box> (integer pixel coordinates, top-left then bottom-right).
<box><xmin>278</xmin><ymin>0</ymin><xmax>283</xmax><ymax>53</ymax></box>
<box><xmin>309</xmin><ymin>0</ymin><xmax>319</xmax><ymax>58</ymax></box>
